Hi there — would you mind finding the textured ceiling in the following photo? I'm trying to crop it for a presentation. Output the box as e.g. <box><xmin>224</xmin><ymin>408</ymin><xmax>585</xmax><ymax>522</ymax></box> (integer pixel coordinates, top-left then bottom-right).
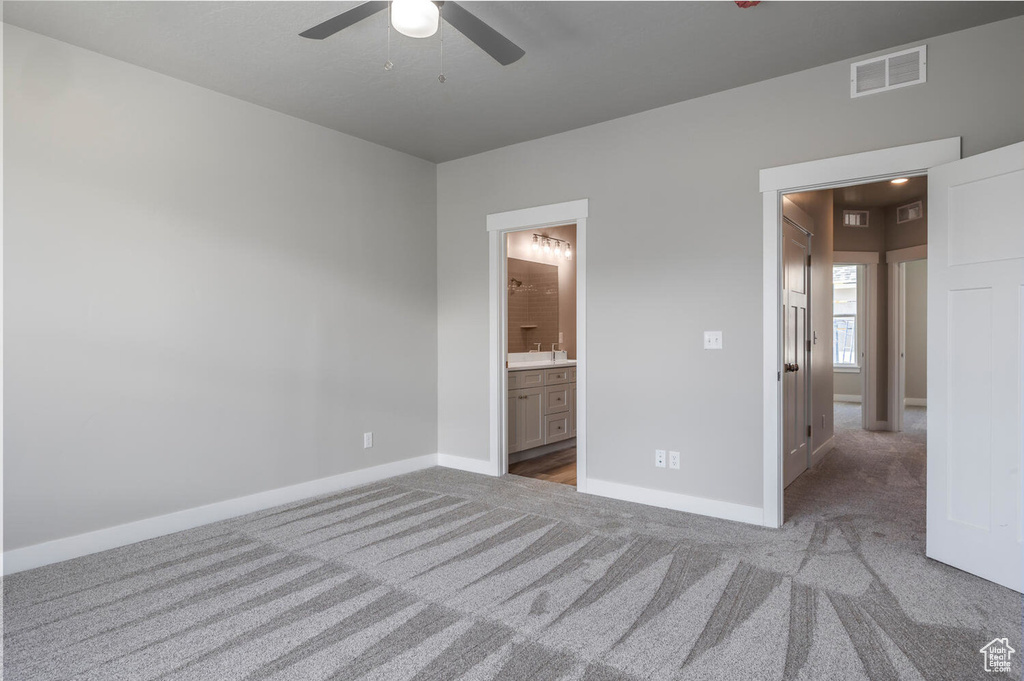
<box><xmin>5</xmin><ymin>1</ymin><xmax>1024</xmax><ymax>162</ymax></box>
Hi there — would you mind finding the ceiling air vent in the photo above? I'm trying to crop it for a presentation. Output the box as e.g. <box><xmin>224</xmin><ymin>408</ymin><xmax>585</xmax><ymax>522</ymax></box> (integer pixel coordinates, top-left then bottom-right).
<box><xmin>843</xmin><ymin>210</ymin><xmax>870</xmax><ymax>228</ymax></box>
<box><xmin>851</xmin><ymin>45</ymin><xmax>926</xmax><ymax>98</ymax></box>
<box><xmin>897</xmin><ymin>200</ymin><xmax>924</xmax><ymax>224</ymax></box>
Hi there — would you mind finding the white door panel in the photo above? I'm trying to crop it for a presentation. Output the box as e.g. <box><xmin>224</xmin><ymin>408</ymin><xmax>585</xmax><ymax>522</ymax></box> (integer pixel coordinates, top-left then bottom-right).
<box><xmin>928</xmin><ymin>141</ymin><xmax>1024</xmax><ymax>593</ymax></box>
<box><xmin>782</xmin><ymin>200</ymin><xmax>812</xmax><ymax>489</ymax></box>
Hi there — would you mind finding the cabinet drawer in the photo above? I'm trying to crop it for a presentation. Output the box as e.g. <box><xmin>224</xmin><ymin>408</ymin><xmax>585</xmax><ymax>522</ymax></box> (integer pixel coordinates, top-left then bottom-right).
<box><xmin>545</xmin><ymin>385</ymin><xmax>570</xmax><ymax>414</ymax></box>
<box><xmin>545</xmin><ymin>413</ymin><xmax>571</xmax><ymax>444</ymax></box>
<box><xmin>508</xmin><ymin>370</ymin><xmax>544</xmax><ymax>390</ymax></box>
<box><xmin>544</xmin><ymin>368</ymin><xmax>570</xmax><ymax>385</ymax></box>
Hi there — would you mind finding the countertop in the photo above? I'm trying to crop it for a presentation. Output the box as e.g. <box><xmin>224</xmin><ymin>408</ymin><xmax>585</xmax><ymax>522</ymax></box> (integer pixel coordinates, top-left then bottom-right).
<box><xmin>508</xmin><ymin>360</ymin><xmax>577</xmax><ymax>370</ymax></box>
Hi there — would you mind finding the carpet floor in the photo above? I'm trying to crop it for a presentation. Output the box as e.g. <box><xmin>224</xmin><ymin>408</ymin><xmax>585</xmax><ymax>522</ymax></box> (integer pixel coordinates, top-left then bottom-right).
<box><xmin>4</xmin><ymin>405</ymin><xmax>1020</xmax><ymax>680</ymax></box>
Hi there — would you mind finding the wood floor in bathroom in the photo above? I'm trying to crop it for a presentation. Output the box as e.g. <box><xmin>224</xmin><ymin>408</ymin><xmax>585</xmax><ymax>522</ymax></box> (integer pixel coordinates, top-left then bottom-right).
<box><xmin>508</xmin><ymin>447</ymin><xmax>576</xmax><ymax>486</ymax></box>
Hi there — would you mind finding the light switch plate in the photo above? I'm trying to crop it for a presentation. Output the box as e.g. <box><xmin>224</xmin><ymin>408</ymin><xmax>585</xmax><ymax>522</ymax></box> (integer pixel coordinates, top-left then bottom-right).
<box><xmin>704</xmin><ymin>331</ymin><xmax>723</xmax><ymax>350</ymax></box>
<box><xmin>669</xmin><ymin>451</ymin><xmax>680</xmax><ymax>469</ymax></box>
<box><xmin>363</xmin><ymin>432</ymin><xmax>373</xmax><ymax>448</ymax></box>
<box><xmin>655</xmin><ymin>449</ymin><xmax>667</xmax><ymax>468</ymax></box>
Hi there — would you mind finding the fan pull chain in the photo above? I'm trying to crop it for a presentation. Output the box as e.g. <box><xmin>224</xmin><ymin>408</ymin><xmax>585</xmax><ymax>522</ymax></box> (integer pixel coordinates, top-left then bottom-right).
<box><xmin>384</xmin><ymin>2</ymin><xmax>394</xmax><ymax>71</ymax></box>
<box><xmin>438</xmin><ymin>5</ymin><xmax>446</xmax><ymax>83</ymax></box>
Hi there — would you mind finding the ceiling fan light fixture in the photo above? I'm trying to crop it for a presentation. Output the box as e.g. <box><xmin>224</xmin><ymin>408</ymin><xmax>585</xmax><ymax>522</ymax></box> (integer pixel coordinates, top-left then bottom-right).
<box><xmin>391</xmin><ymin>0</ymin><xmax>439</xmax><ymax>39</ymax></box>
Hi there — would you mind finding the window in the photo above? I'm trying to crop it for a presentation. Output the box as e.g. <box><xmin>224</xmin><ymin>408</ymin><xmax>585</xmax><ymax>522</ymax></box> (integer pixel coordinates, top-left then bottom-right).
<box><xmin>833</xmin><ymin>265</ymin><xmax>858</xmax><ymax>368</ymax></box>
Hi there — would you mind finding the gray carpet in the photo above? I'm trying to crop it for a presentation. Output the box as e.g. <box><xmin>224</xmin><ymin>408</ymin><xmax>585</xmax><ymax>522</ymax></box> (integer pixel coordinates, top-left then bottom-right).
<box><xmin>4</xmin><ymin>407</ymin><xmax>1020</xmax><ymax>680</ymax></box>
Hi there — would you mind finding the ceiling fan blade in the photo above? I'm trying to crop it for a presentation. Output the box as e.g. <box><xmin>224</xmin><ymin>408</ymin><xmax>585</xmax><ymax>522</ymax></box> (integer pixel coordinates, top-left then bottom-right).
<box><xmin>300</xmin><ymin>1</ymin><xmax>389</xmax><ymax>40</ymax></box>
<box><xmin>442</xmin><ymin>2</ymin><xmax>525</xmax><ymax>66</ymax></box>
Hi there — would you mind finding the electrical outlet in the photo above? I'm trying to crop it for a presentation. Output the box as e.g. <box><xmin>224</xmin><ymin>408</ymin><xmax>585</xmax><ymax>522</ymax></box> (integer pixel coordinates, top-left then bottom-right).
<box><xmin>655</xmin><ymin>449</ymin><xmax>667</xmax><ymax>468</ymax></box>
<box><xmin>363</xmin><ymin>432</ymin><xmax>373</xmax><ymax>449</ymax></box>
<box><xmin>669</xmin><ymin>451</ymin><xmax>680</xmax><ymax>469</ymax></box>
<box><xmin>704</xmin><ymin>331</ymin><xmax>723</xmax><ymax>350</ymax></box>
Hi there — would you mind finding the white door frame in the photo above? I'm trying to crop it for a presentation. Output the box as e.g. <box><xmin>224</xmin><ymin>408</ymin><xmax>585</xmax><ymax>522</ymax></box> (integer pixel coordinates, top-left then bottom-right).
<box><xmin>486</xmin><ymin>199</ymin><xmax>588</xmax><ymax>491</ymax></box>
<box><xmin>887</xmin><ymin>244</ymin><xmax>928</xmax><ymax>431</ymax></box>
<box><xmin>832</xmin><ymin>252</ymin><xmax>879</xmax><ymax>431</ymax></box>
<box><xmin>760</xmin><ymin>138</ymin><xmax>960</xmax><ymax>528</ymax></box>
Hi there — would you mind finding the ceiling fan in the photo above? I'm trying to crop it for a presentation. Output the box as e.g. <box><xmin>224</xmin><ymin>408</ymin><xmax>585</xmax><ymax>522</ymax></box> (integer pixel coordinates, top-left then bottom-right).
<box><xmin>299</xmin><ymin>0</ymin><xmax>525</xmax><ymax>66</ymax></box>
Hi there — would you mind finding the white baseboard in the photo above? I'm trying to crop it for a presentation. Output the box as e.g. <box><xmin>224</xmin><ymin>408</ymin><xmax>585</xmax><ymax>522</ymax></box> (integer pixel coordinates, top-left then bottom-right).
<box><xmin>904</xmin><ymin>397</ymin><xmax>927</xmax><ymax>407</ymax></box>
<box><xmin>436</xmin><ymin>453</ymin><xmax>500</xmax><ymax>476</ymax></box>
<box><xmin>585</xmin><ymin>478</ymin><xmax>763</xmax><ymax>527</ymax></box>
<box><xmin>2</xmin><ymin>454</ymin><xmax>438</xmax><ymax>575</ymax></box>
<box><xmin>811</xmin><ymin>436</ymin><xmax>835</xmax><ymax>466</ymax></box>
<box><xmin>833</xmin><ymin>394</ymin><xmax>862</xmax><ymax>403</ymax></box>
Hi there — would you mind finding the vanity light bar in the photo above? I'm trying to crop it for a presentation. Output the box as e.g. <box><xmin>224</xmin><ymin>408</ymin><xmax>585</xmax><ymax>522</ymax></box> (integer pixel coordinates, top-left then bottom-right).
<box><xmin>531</xmin><ymin>234</ymin><xmax>573</xmax><ymax>260</ymax></box>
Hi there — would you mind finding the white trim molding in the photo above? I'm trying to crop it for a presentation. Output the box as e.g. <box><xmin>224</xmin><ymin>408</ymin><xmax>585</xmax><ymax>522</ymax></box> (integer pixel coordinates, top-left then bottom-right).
<box><xmin>761</xmin><ymin>137</ymin><xmax>960</xmax><ymax>529</ymax></box>
<box><xmin>905</xmin><ymin>397</ymin><xmax>927</xmax><ymax>407</ymax></box>
<box><xmin>487</xmin><ymin>199</ymin><xmax>589</xmax><ymax>493</ymax></box>
<box><xmin>586</xmin><ymin>479</ymin><xmax>763</xmax><ymax>526</ymax></box>
<box><xmin>760</xmin><ymin>138</ymin><xmax>959</xmax><ymax>192</ymax></box>
<box><xmin>834</xmin><ymin>394</ymin><xmax>863</xmax><ymax>403</ymax></box>
<box><xmin>436</xmin><ymin>453</ymin><xmax>500</xmax><ymax>477</ymax></box>
<box><xmin>3</xmin><ymin>454</ymin><xmax>438</xmax><ymax>575</ymax></box>
<box><xmin>486</xmin><ymin>199</ymin><xmax>588</xmax><ymax>233</ymax></box>
<box><xmin>886</xmin><ymin>246</ymin><xmax>927</xmax><ymax>431</ymax></box>
<box><xmin>811</xmin><ymin>436</ymin><xmax>835</xmax><ymax>467</ymax></box>
<box><xmin>886</xmin><ymin>244</ymin><xmax>927</xmax><ymax>263</ymax></box>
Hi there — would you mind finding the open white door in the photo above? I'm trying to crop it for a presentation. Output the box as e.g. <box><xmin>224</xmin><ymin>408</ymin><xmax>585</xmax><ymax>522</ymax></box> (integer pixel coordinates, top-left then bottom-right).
<box><xmin>927</xmin><ymin>142</ymin><xmax>1024</xmax><ymax>592</ymax></box>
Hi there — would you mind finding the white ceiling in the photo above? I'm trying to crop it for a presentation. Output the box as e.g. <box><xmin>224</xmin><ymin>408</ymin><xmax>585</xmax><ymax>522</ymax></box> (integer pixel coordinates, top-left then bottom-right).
<box><xmin>5</xmin><ymin>1</ymin><xmax>1023</xmax><ymax>162</ymax></box>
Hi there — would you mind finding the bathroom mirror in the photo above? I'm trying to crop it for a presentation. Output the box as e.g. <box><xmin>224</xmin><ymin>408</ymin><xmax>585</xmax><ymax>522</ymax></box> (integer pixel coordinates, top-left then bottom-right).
<box><xmin>507</xmin><ymin>258</ymin><xmax>559</xmax><ymax>353</ymax></box>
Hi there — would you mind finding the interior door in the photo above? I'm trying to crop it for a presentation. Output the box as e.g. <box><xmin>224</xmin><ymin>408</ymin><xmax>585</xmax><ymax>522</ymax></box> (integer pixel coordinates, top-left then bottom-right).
<box><xmin>782</xmin><ymin>205</ymin><xmax>812</xmax><ymax>488</ymax></box>
<box><xmin>927</xmin><ymin>142</ymin><xmax>1024</xmax><ymax>592</ymax></box>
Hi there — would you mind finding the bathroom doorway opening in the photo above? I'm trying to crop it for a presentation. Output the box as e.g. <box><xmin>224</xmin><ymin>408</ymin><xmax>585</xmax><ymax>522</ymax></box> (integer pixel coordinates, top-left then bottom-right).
<box><xmin>486</xmin><ymin>199</ymin><xmax>588</xmax><ymax>492</ymax></box>
<box><xmin>505</xmin><ymin>225</ymin><xmax>578</xmax><ymax>486</ymax></box>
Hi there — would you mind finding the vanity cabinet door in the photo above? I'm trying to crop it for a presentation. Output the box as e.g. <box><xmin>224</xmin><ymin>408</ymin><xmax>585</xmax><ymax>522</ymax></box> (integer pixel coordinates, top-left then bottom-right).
<box><xmin>569</xmin><ymin>382</ymin><xmax>577</xmax><ymax>437</ymax></box>
<box><xmin>508</xmin><ymin>391</ymin><xmax>521</xmax><ymax>454</ymax></box>
<box><xmin>519</xmin><ymin>387</ymin><xmax>545</xmax><ymax>451</ymax></box>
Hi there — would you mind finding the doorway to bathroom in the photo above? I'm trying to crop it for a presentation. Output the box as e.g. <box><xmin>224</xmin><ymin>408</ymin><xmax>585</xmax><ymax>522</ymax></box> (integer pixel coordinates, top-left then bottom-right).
<box><xmin>486</xmin><ymin>199</ymin><xmax>588</xmax><ymax>491</ymax></box>
<box><xmin>505</xmin><ymin>224</ymin><xmax>578</xmax><ymax>485</ymax></box>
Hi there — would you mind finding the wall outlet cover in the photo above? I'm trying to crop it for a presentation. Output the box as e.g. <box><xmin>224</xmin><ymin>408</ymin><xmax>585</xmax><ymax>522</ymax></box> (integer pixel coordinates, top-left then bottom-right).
<box><xmin>669</xmin><ymin>451</ymin><xmax>680</xmax><ymax>469</ymax></box>
<box><xmin>363</xmin><ymin>432</ymin><xmax>373</xmax><ymax>448</ymax></box>
<box><xmin>655</xmin><ymin>449</ymin><xmax>667</xmax><ymax>468</ymax></box>
<box><xmin>704</xmin><ymin>331</ymin><xmax>723</xmax><ymax>350</ymax></box>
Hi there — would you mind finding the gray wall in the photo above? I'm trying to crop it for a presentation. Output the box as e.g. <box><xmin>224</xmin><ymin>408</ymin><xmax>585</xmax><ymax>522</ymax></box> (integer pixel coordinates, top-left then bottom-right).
<box><xmin>436</xmin><ymin>17</ymin><xmax>1024</xmax><ymax>509</ymax></box>
<box><xmin>904</xmin><ymin>259</ymin><xmax>928</xmax><ymax>401</ymax></box>
<box><xmin>834</xmin><ymin>372</ymin><xmax>862</xmax><ymax>398</ymax></box>
<box><xmin>4</xmin><ymin>26</ymin><xmax>438</xmax><ymax>550</ymax></box>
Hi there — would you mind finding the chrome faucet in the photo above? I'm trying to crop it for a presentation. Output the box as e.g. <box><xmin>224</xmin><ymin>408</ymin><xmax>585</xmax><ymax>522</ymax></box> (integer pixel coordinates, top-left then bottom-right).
<box><xmin>551</xmin><ymin>343</ymin><xmax>559</xmax><ymax>352</ymax></box>
<box><xmin>533</xmin><ymin>343</ymin><xmax>542</xmax><ymax>352</ymax></box>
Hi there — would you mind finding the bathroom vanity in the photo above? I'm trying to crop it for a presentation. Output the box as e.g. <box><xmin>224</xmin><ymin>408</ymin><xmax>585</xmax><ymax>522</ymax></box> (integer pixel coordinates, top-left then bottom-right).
<box><xmin>507</xmin><ymin>362</ymin><xmax>577</xmax><ymax>455</ymax></box>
